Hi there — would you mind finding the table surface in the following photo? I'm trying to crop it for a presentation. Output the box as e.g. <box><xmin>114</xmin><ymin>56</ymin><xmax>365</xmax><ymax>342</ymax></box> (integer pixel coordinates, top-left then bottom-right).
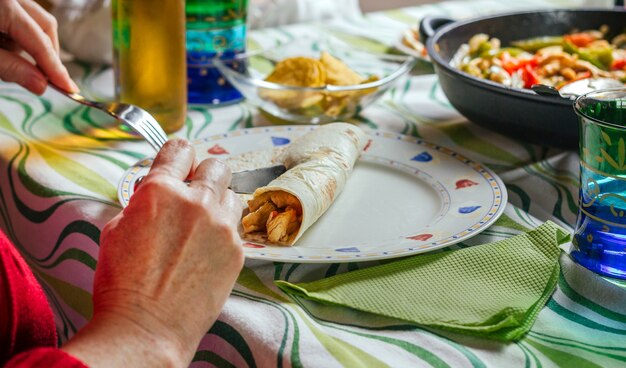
<box><xmin>1</xmin><ymin>0</ymin><xmax>626</xmax><ymax>367</ymax></box>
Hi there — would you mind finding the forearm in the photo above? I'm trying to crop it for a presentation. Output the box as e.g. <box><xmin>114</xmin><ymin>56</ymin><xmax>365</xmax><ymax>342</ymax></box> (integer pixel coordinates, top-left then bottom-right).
<box><xmin>61</xmin><ymin>312</ymin><xmax>189</xmax><ymax>368</ymax></box>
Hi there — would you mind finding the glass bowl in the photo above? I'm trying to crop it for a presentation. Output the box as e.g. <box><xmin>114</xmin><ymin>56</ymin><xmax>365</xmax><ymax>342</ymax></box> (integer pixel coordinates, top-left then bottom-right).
<box><xmin>213</xmin><ymin>37</ymin><xmax>417</xmax><ymax>124</ymax></box>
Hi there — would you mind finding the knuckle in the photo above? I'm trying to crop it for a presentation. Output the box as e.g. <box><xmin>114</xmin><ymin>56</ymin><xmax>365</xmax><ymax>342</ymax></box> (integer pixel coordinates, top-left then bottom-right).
<box><xmin>136</xmin><ymin>177</ymin><xmax>160</xmax><ymax>192</ymax></box>
<box><xmin>32</xmin><ymin>8</ymin><xmax>58</xmax><ymax>34</ymax></box>
<box><xmin>44</xmin><ymin>12</ymin><xmax>58</xmax><ymax>30</ymax></box>
<box><xmin>30</xmin><ymin>37</ymin><xmax>55</xmax><ymax>60</ymax></box>
<box><xmin>137</xmin><ymin>176</ymin><xmax>174</xmax><ymax>197</ymax></box>
<box><xmin>202</xmin><ymin>157</ymin><xmax>231</xmax><ymax>176</ymax></box>
<box><xmin>195</xmin><ymin>184</ymin><xmax>218</xmax><ymax>199</ymax></box>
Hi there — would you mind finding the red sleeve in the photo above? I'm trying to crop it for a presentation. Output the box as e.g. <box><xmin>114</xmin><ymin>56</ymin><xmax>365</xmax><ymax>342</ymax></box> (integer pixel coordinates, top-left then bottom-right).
<box><xmin>0</xmin><ymin>230</ymin><xmax>85</xmax><ymax>367</ymax></box>
<box><xmin>0</xmin><ymin>230</ymin><xmax>56</xmax><ymax>363</ymax></box>
<box><xmin>4</xmin><ymin>348</ymin><xmax>88</xmax><ymax>367</ymax></box>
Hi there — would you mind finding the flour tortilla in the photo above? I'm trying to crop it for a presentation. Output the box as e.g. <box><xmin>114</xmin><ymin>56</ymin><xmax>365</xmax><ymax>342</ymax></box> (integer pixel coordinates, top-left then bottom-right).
<box><xmin>242</xmin><ymin>122</ymin><xmax>367</xmax><ymax>246</ymax></box>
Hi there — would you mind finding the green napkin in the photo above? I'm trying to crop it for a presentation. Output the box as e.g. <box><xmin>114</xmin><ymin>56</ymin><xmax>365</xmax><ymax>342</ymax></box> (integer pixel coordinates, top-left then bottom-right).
<box><xmin>276</xmin><ymin>221</ymin><xmax>570</xmax><ymax>341</ymax></box>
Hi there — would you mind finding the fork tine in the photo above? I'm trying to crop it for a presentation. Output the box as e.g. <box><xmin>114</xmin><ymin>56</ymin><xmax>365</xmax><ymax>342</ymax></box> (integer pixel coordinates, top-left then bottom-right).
<box><xmin>124</xmin><ymin>120</ymin><xmax>162</xmax><ymax>152</ymax></box>
<box><xmin>140</xmin><ymin>114</ymin><xmax>168</xmax><ymax>148</ymax></box>
<box><xmin>140</xmin><ymin>123</ymin><xmax>166</xmax><ymax>152</ymax></box>
<box><xmin>141</xmin><ymin>113</ymin><xmax>167</xmax><ymax>138</ymax></box>
<box><xmin>146</xmin><ymin>120</ymin><xmax>168</xmax><ymax>146</ymax></box>
<box><xmin>141</xmin><ymin>128</ymin><xmax>162</xmax><ymax>152</ymax></box>
<box><xmin>141</xmin><ymin>119</ymin><xmax>167</xmax><ymax>148</ymax></box>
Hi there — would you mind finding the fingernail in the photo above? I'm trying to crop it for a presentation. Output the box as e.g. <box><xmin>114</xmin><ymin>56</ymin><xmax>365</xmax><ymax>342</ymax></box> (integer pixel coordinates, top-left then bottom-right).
<box><xmin>69</xmin><ymin>80</ymin><xmax>80</xmax><ymax>92</ymax></box>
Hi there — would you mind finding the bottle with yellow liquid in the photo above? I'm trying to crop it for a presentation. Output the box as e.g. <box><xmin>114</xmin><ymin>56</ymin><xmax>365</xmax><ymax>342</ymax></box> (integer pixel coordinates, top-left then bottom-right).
<box><xmin>111</xmin><ymin>0</ymin><xmax>187</xmax><ymax>133</ymax></box>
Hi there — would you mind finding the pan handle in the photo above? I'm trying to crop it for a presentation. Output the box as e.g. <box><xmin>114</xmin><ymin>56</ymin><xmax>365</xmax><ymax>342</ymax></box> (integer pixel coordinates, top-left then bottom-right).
<box><xmin>418</xmin><ymin>16</ymin><xmax>455</xmax><ymax>44</ymax></box>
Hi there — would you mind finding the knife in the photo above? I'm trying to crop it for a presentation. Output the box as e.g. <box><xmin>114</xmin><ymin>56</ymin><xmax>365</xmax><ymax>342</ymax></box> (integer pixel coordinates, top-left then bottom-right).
<box><xmin>133</xmin><ymin>164</ymin><xmax>287</xmax><ymax>194</ymax></box>
<box><xmin>229</xmin><ymin>164</ymin><xmax>287</xmax><ymax>194</ymax></box>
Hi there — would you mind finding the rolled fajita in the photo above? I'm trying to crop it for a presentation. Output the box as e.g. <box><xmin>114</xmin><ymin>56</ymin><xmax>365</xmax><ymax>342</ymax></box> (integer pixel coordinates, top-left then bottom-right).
<box><xmin>241</xmin><ymin>123</ymin><xmax>367</xmax><ymax>246</ymax></box>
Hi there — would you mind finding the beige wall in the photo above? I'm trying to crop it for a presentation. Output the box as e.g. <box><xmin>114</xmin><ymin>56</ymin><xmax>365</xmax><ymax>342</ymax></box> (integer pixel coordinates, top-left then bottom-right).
<box><xmin>359</xmin><ymin>0</ymin><xmax>440</xmax><ymax>13</ymax></box>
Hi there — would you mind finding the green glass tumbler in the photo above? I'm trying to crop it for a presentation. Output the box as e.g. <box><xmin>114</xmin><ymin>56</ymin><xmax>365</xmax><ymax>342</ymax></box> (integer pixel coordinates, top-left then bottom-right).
<box><xmin>186</xmin><ymin>0</ymin><xmax>249</xmax><ymax>105</ymax></box>
<box><xmin>572</xmin><ymin>88</ymin><xmax>626</xmax><ymax>279</ymax></box>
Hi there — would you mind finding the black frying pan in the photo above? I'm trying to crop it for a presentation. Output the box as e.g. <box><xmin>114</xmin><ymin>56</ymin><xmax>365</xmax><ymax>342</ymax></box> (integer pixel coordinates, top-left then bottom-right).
<box><xmin>420</xmin><ymin>9</ymin><xmax>626</xmax><ymax>150</ymax></box>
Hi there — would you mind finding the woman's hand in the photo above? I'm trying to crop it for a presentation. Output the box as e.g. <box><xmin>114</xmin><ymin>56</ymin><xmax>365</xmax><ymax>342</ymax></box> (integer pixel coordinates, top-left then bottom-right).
<box><xmin>62</xmin><ymin>140</ymin><xmax>245</xmax><ymax>367</ymax></box>
<box><xmin>0</xmin><ymin>0</ymin><xmax>77</xmax><ymax>94</ymax></box>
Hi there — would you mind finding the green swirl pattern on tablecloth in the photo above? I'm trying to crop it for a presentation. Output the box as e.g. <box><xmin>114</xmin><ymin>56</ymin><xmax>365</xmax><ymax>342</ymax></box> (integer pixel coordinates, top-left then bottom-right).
<box><xmin>1</xmin><ymin>0</ymin><xmax>625</xmax><ymax>366</ymax></box>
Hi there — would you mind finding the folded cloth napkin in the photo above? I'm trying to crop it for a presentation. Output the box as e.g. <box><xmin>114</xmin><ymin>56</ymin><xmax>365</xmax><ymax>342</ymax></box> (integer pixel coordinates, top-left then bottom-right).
<box><xmin>276</xmin><ymin>221</ymin><xmax>570</xmax><ymax>341</ymax></box>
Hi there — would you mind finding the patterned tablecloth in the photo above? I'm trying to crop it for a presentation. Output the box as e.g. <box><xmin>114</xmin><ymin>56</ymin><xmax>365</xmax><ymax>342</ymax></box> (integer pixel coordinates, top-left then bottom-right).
<box><xmin>1</xmin><ymin>0</ymin><xmax>625</xmax><ymax>366</ymax></box>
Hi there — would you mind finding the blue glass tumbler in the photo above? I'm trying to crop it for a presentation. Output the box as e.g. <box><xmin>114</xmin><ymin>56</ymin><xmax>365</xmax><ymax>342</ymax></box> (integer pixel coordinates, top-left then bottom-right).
<box><xmin>186</xmin><ymin>0</ymin><xmax>248</xmax><ymax>105</ymax></box>
<box><xmin>572</xmin><ymin>88</ymin><xmax>626</xmax><ymax>279</ymax></box>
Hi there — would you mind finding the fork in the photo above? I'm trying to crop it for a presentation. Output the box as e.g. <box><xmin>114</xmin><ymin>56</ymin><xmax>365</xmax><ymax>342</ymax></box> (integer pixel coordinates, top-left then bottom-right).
<box><xmin>49</xmin><ymin>84</ymin><xmax>168</xmax><ymax>152</ymax></box>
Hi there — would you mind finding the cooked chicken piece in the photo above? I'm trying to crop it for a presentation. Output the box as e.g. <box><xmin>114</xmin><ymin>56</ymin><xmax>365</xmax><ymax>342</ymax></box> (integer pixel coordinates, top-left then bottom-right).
<box><xmin>540</xmin><ymin>61</ymin><xmax>561</xmax><ymax>77</ymax></box>
<box><xmin>477</xmin><ymin>58</ymin><xmax>491</xmax><ymax>71</ymax></box>
<box><xmin>488</xmin><ymin>66</ymin><xmax>510</xmax><ymax>84</ymax></box>
<box><xmin>247</xmin><ymin>192</ymin><xmax>272</xmax><ymax>212</ymax></box>
<box><xmin>242</xmin><ymin>201</ymin><xmax>277</xmax><ymax>234</ymax></box>
<box><xmin>572</xmin><ymin>59</ymin><xmax>613</xmax><ymax>78</ymax></box>
<box><xmin>560</xmin><ymin>67</ymin><xmax>577</xmax><ymax>80</ymax></box>
<box><xmin>267</xmin><ymin>208</ymin><xmax>299</xmax><ymax>243</ymax></box>
<box><xmin>538</xmin><ymin>53</ymin><xmax>576</xmax><ymax>68</ymax></box>
<box><xmin>468</xmin><ymin>33</ymin><xmax>489</xmax><ymax>54</ymax></box>
<box><xmin>242</xmin><ymin>190</ymin><xmax>303</xmax><ymax>243</ymax></box>
<box><xmin>536</xmin><ymin>46</ymin><xmax>563</xmax><ymax>58</ymax></box>
<box><xmin>270</xmin><ymin>191</ymin><xmax>302</xmax><ymax>213</ymax></box>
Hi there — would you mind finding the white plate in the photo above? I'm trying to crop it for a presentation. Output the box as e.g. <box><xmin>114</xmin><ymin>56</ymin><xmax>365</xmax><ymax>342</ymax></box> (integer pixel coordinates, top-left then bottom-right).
<box><xmin>118</xmin><ymin>126</ymin><xmax>507</xmax><ymax>263</ymax></box>
<box><xmin>396</xmin><ymin>28</ymin><xmax>430</xmax><ymax>61</ymax></box>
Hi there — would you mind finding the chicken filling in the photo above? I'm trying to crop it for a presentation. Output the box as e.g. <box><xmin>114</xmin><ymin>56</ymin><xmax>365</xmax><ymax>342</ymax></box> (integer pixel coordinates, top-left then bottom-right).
<box><xmin>242</xmin><ymin>191</ymin><xmax>303</xmax><ymax>243</ymax></box>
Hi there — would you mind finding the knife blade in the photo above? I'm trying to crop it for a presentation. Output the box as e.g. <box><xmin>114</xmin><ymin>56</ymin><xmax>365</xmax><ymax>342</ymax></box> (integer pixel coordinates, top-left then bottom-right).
<box><xmin>229</xmin><ymin>164</ymin><xmax>287</xmax><ymax>194</ymax></box>
<box><xmin>133</xmin><ymin>164</ymin><xmax>287</xmax><ymax>195</ymax></box>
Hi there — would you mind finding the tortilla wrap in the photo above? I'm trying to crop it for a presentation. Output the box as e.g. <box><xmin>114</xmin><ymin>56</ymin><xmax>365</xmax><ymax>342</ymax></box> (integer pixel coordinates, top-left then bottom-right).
<box><xmin>241</xmin><ymin>123</ymin><xmax>367</xmax><ymax>246</ymax></box>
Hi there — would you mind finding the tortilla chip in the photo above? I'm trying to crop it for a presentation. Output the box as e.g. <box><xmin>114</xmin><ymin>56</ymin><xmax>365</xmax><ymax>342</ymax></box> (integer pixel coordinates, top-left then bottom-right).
<box><xmin>320</xmin><ymin>51</ymin><xmax>365</xmax><ymax>86</ymax></box>
<box><xmin>265</xmin><ymin>57</ymin><xmax>326</xmax><ymax>87</ymax></box>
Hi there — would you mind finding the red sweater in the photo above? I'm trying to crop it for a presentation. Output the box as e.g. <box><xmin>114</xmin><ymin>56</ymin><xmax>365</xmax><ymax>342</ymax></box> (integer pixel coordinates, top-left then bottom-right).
<box><xmin>0</xmin><ymin>230</ymin><xmax>86</xmax><ymax>367</ymax></box>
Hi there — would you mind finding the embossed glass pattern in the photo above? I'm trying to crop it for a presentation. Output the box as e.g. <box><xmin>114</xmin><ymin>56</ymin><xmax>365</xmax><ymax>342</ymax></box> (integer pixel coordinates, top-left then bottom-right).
<box><xmin>572</xmin><ymin>88</ymin><xmax>626</xmax><ymax>279</ymax></box>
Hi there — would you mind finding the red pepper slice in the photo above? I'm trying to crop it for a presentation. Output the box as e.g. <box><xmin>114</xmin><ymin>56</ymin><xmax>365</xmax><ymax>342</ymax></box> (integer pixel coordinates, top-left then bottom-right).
<box><xmin>563</xmin><ymin>33</ymin><xmax>595</xmax><ymax>48</ymax></box>
<box><xmin>521</xmin><ymin>64</ymin><xmax>540</xmax><ymax>89</ymax></box>
<box><xmin>612</xmin><ymin>58</ymin><xmax>626</xmax><ymax>71</ymax></box>
<box><xmin>500</xmin><ymin>52</ymin><xmax>516</xmax><ymax>74</ymax></box>
<box><xmin>500</xmin><ymin>52</ymin><xmax>539</xmax><ymax>76</ymax></box>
